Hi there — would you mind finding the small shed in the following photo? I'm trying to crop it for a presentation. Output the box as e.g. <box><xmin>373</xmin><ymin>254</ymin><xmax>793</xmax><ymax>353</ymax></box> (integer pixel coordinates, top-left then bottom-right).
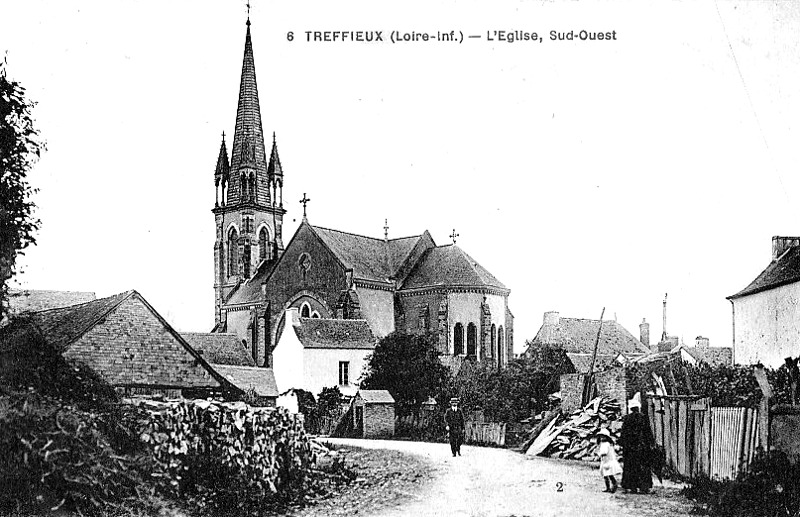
<box><xmin>353</xmin><ymin>389</ymin><xmax>395</xmax><ymax>438</ymax></box>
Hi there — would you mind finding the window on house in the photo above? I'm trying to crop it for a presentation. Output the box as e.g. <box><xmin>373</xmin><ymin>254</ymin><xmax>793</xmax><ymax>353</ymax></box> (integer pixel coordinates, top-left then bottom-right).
<box><xmin>228</xmin><ymin>228</ymin><xmax>239</xmax><ymax>277</ymax></box>
<box><xmin>453</xmin><ymin>323</ymin><xmax>464</xmax><ymax>355</ymax></box>
<box><xmin>339</xmin><ymin>361</ymin><xmax>350</xmax><ymax>386</ymax></box>
<box><xmin>418</xmin><ymin>305</ymin><xmax>429</xmax><ymax>331</ymax></box>
<box><xmin>311</xmin><ymin>311</ymin><xmax>320</xmax><ymax>319</ymax></box>
<box><xmin>467</xmin><ymin>323</ymin><xmax>477</xmax><ymax>356</ymax></box>
<box><xmin>300</xmin><ymin>302</ymin><xmax>311</xmax><ymax>318</ymax></box>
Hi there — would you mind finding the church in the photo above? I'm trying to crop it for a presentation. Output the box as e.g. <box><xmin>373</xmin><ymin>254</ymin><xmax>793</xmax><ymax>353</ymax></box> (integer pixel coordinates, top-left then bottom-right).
<box><xmin>212</xmin><ymin>18</ymin><xmax>513</xmax><ymax>372</ymax></box>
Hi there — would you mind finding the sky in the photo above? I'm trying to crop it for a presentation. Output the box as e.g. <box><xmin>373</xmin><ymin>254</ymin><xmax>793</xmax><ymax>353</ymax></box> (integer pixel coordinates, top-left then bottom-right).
<box><xmin>2</xmin><ymin>0</ymin><xmax>799</xmax><ymax>353</ymax></box>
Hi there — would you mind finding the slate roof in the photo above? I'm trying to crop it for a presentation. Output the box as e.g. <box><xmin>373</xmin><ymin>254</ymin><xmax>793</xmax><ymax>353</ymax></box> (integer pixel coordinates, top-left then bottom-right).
<box><xmin>530</xmin><ymin>318</ymin><xmax>650</xmax><ymax>356</ymax></box>
<box><xmin>8</xmin><ymin>289</ymin><xmax>96</xmax><ymax>314</ymax></box>
<box><xmin>566</xmin><ymin>353</ymin><xmax>616</xmax><ymax>374</ymax></box>
<box><xmin>210</xmin><ymin>364</ymin><xmax>279</xmax><ymax>398</ymax></box>
<box><xmin>28</xmin><ymin>291</ymin><xmax>132</xmax><ymax>351</ymax></box>
<box><xmin>728</xmin><ymin>245</ymin><xmax>800</xmax><ymax>299</ymax></box>
<box><xmin>312</xmin><ymin>225</ymin><xmax>424</xmax><ymax>283</ymax></box>
<box><xmin>674</xmin><ymin>345</ymin><xmax>734</xmax><ymax>367</ymax></box>
<box><xmin>293</xmin><ymin>318</ymin><xmax>377</xmax><ymax>349</ymax></box>
<box><xmin>357</xmin><ymin>389</ymin><xmax>395</xmax><ymax>404</ymax></box>
<box><xmin>182</xmin><ymin>332</ymin><xmax>255</xmax><ymax>366</ymax></box>
<box><xmin>401</xmin><ymin>245</ymin><xmax>507</xmax><ymax>290</ymax></box>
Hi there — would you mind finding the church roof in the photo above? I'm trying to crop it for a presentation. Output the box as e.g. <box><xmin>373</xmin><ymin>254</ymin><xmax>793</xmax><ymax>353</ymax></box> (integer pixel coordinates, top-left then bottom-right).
<box><xmin>312</xmin><ymin>225</ymin><xmax>425</xmax><ymax>283</ymax></box>
<box><xmin>8</xmin><ymin>289</ymin><xmax>96</xmax><ymax>314</ymax></box>
<box><xmin>292</xmin><ymin>318</ymin><xmax>377</xmax><ymax>349</ymax></box>
<box><xmin>182</xmin><ymin>332</ymin><xmax>254</xmax><ymax>366</ymax></box>
<box><xmin>529</xmin><ymin>317</ymin><xmax>650</xmax><ymax>356</ymax></box>
<box><xmin>400</xmin><ymin>244</ymin><xmax>507</xmax><ymax>291</ymax></box>
<box><xmin>728</xmin><ymin>245</ymin><xmax>800</xmax><ymax>299</ymax></box>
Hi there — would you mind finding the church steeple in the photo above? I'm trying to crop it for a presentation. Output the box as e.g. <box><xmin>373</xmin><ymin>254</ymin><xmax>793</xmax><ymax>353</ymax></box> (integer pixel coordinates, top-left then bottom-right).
<box><xmin>228</xmin><ymin>19</ymin><xmax>269</xmax><ymax>206</ymax></box>
<box><xmin>212</xmin><ymin>16</ymin><xmax>287</xmax><ymax>330</ymax></box>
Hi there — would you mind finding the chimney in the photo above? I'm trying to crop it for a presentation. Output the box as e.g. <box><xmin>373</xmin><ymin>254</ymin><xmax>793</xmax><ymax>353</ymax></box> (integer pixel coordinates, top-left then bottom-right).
<box><xmin>543</xmin><ymin>311</ymin><xmax>560</xmax><ymax>326</ymax></box>
<box><xmin>772</xmin><ymin>236</ymin><xmax>800</xmax><ymax>261</ymax></box>
<box><xmin>639</xmin><ymin>318</ymin><xmax>650</xmax><ymax>348</ymax></box>
<box><xmin>695</xmin><ymin>336</ymin><xmax>709</xmax><ymax>348</ymax></box>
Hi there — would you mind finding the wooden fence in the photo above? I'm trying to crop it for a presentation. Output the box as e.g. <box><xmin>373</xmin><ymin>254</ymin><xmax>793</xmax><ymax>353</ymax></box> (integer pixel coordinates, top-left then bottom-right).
<box><xmin>646</xmin><ymin>395</ymin><xmax>760</xmax><ymax>480</ymax></box>
<box><xmin>394</xmin><ymin>411</ymin><xmax>507</xmax><ymax>446</ymax></box>
<box><xmin>465</xmin><ymin>422</ymin><xmax>506</xmax><ymax>446</ymax></box>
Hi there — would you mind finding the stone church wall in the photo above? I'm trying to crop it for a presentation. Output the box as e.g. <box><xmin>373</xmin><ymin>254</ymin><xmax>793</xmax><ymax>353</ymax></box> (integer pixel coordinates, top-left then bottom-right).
<box><xmin>262</xmin><ymin>224</ymin><xmax>348</xmax><ymax>348</ymax></box>
<box><xmin>356</xmin><ymin>287</ymin><xmax>395</xmax><ymax>338</ymax></box>
<box><xmin>396</xmin><ymin>290</ymin><xmax>446</xmax><ymax>342</ymax></box>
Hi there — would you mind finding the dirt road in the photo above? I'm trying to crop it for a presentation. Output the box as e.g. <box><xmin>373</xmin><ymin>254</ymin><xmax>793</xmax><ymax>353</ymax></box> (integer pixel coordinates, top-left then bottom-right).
<box><xmin>324</xmin><ymin>438</ymin><xmax>696</xmax><ymax>517</ymax></box>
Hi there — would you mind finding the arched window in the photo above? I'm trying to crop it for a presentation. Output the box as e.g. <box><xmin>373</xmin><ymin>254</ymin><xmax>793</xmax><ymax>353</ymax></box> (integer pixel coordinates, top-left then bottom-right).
<box><xmin>489</xmin><ymin>324</ymin><xmax>496</xmax><ymax>360</ymax></box>
<box><xmin>453</xmin><ymin>323</ymin><xmax>464</xmax><ymax>355</ymax></box>
<box><xmin>243</xmin><ymin>243</ymin><xmax>251</xmax><ymax>278</ymax></box>
<box><xmin>311</xmin><ymin>311</ymin><xmax>320</xmax><ymax>319</ymax></box>
<box><xmin>227</xmin><ymin>228</ymin><xmax>239</xmax><ymax>277</ymax></box>
<box><xmin>300</xmin><ymin>302</ymin><xmax>311</xmax><ymax>318</ymax></box>
<box><xmin>498</xmin><ymin>326</ymin><xmax>504</xmax><ymax>368</ymax></box>
<box><xmin>259</xmin><ymin>227</ymin><xmax>269</xmax><ymax>260</ymax></box>
<box><xmin>467</xmin><ymin>323</ymin><xmax>477</xmax><ymax>357</ymax></box>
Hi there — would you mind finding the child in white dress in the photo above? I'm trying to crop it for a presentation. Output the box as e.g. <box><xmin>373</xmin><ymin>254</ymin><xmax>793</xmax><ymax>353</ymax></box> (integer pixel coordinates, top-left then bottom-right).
<box><xmin>596</xmin><ymin>428</ymin><xmax>622</xmax><ymax>493</ymax></box>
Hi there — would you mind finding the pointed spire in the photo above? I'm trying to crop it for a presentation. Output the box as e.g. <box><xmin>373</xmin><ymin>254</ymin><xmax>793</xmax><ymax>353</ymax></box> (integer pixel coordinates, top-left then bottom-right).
<box><xmin>267</xmin><ymin>131</ymin><xmax>283</xmax><ymax>178</ymax></box>
<box><xmin>229</xmin><ymin>17</ymin><xmax>268</xmax><ymax>205</ymax></box>
<box><xmin>214</xmin><ymin>132</ymin><xmax>230</xmax><ymax>179</ymax></box>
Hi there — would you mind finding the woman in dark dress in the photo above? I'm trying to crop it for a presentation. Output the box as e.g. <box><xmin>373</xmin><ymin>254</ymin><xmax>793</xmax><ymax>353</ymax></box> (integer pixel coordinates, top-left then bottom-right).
<box><xmin>619</xmin><ymin>395</ymin><xmax>654</xmax><ymax>494</ymax></box>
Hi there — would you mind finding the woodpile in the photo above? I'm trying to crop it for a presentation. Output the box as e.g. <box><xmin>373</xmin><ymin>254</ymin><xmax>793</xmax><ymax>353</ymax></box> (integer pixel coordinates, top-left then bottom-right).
<box><xmin>525</xmin><ymin>396</ymin><xmax>622</xmax><ymax>461</ymax></box>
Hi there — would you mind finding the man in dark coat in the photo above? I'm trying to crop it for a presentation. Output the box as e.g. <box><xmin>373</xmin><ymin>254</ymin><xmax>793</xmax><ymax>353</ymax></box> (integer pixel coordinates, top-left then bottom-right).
<box><xmin>444</xmin><ymin>397</ymin><xmax>465</xmax><ymax>457</ymax></box>
<box><xmin>619</xmin><ymin>394</ymin><xmax>655</xmax><ymax>493</ymax></box>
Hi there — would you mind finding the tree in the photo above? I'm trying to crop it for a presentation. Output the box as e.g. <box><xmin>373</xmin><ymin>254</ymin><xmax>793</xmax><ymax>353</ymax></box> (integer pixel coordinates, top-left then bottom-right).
<box><xmin>360</xmin><ymin>331</ymin><xmax>451</xmax><ymax>416</ymax></box>
<box><xmin>1</xmin><ymin>57</ymin><xmax>43</xmax><ymax>320</ymax></box>
<box><xmin>450</xmin><ymin>342</ymin><xmax>573</xmax><ymax>422</ymax></box>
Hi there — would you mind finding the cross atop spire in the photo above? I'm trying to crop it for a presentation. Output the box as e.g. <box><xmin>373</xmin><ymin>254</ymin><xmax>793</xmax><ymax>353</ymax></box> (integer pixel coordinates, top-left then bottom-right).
<box><xmin>246</xmin><ymin>1</ymin><xmax>251</xmax><ymax>25</ymax></box>
<box><xmin>384</xmin><ymin>219</ymin><xmax>389</xmax><ymax>241</ymax></box>
<box><xmin>450</xmin><ymin>229</ymin><xmax>460</xmax><ymax>244</ymax></box>
<box><xmin>300</xmin><ymin>193</ymin><xmax>311</xmax><ymax>220</ymax></box>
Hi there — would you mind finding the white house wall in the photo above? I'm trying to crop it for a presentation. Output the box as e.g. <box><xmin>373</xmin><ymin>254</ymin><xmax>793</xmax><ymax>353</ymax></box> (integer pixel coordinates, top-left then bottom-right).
<box><xmin>733</xmin><ymin>283</ymin><xmax>800</xmax><ymax>368</ymax></box>
<box><xmin>303</xmin><ymin>348</ymin><xmax>373</xmax><ymax>398</ymax></box>
<box><xmin>271</xmin><ymin>314</ymin><xmax>305</xmax><ymax>394</ymax></box>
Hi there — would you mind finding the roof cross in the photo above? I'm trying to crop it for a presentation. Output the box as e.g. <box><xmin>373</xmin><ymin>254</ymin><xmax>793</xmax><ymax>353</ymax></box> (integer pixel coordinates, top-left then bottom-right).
<box><xmin>384</xmin><ymin>219</ymin><xmax>389</xmax><ymax>241</ymax></box>
<box><xmin>300</xmin><ymin>193</ymin><xmax>311</xmax><ymax>218</ymax></box>
<box><xmin>450</xmin><ymin>229</ymin><xmax>459</xmax><ymax>244</ymax></box>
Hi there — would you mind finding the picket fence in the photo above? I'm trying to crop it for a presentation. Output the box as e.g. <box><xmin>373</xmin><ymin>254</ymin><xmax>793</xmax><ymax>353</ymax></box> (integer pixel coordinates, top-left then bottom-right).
<box><xmin>646</xmin><ymin>395</ymin><xmax>760</xmax><ymax>480</ymax></box>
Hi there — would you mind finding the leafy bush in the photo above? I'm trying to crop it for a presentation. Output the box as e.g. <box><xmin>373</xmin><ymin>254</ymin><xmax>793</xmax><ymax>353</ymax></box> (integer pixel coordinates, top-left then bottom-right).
<box><xmin>0</xmin><ymin>317</ymin><xmax>119</xmax><ymax>408</ymax></box>
<box><xmin>685</xmin><ymin>451</ymin><xmax>800</xmax><ymax>517</ymax></box>
<box><xmin>361</xmin><ymin>331</ymin><xmax>451</xmax><ymax>416</ymax></box>
<box><xmin>448</xmin><ymin>344</ymin><xmax>572</xmax><ymax>422</ymax></box>
<box><xmin>0</xmin><ymin>393</ymin><xmax>157</xmax><ymax>516</ymax></box>
<box><xmin>626</xmin><ymin>361</ymin><xmax>763</xmax><ymax>407</ymax></box>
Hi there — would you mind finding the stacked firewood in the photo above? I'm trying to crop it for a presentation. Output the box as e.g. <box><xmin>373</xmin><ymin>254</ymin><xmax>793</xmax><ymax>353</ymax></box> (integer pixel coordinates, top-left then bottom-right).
<box><xmin>525</xmin><ymin>396</ymin><xmax>622</xmax><ymax>461</ymax></box>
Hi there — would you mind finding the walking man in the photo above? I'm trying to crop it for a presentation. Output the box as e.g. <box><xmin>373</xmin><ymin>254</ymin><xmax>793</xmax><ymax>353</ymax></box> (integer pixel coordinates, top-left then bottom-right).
<box><xmin>444</xmin><ymin>397</ymin><xmax>465</xmax><ymax>457</ymax></box>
